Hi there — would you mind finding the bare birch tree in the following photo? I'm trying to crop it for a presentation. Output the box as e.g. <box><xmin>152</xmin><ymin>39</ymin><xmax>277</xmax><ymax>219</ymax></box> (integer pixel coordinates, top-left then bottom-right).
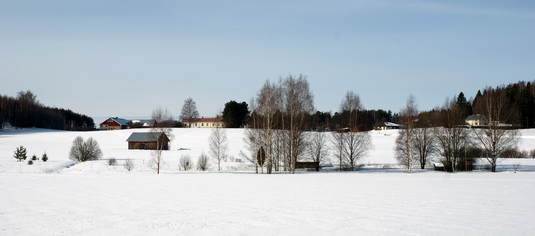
<box><xmin>413</xmin><ymin>114</ymin><xmax>438</xmax><ymax>169</ymax></box>
<box><xmin>209</xmin><ymin>124</ymin><xmax>228</xmax><ymax>171</ymax></box>
<box><xmin>331</xmin><ymin>130</ymin><xmax>345</xmax><ymax>171</ymax></box>
<box><xmin>180</xmin><ymin>97</ymin><xmax>199</xmax><ymax>127</ymax></box>
<box><xmin>247</xmin><ymin>75</ymin><xmax>313</xmax><ymax>174</ymax></box>
<box><xmin>397</xmin><ymin>95</ymin><xmax>418</xmax><ymax>173</ymax></box>
<box><xmin>433</xmin><ymin>98</ymin><xmax>467</xmax><ymax>173</ymax></box>
<box><xmin>255</xmin><ymin>80</ymin><xmax>279</xmax><ymax>174</ymax></box>
<box><xmin>151</xmin><ymin>107</ymin><xmax>174</xmax><ymax>174</ymax></box>
<box><xmin>283</xmin><ymin>75</ymin><xmax>314</xmax><ymax>173</ymax></box>
<box><xmin>241</xmin><ymin>98</ymin><xmax>261</xmax><ymax>173</ymax></box>
<box><xmin>472</xmin><ymin>87</ymin><xmax>520</xmax><ymax>172</ymax></box>
<box><xmin>337</xmin><ymin>91</ymin><xmax>372</xmax><ymax>171</ymax></box>
<box><xmin>307</xmin><ymin>131</ymin><xmax>329</xmax><ymax>165</ymax></box>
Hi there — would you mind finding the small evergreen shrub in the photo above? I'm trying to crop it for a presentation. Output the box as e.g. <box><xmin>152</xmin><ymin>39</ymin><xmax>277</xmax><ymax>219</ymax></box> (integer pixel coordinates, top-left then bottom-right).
<box><xmin>42</xmin><ymin>152</ymin><xmax>48</xmax><ymax>162</ymax></box>
<box><xmin>32</xmin><ymin>154</ymin><xmax>38</xmax><ymax>161</ymax></box>
<box><xmin>28</xmin><ymin>160</ymin><xmax>34</xmax><ymax>165</ymax></box>
<box><xmin>13</xmin><ymin>146</ymin><xmax>27</xmax><ymax>162</ymax></box>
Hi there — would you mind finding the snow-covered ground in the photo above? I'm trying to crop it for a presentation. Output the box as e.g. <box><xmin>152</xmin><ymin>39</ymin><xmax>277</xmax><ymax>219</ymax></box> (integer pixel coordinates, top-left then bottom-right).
<box><xmin>1</xmin><ymin>128</ymin><xmax>535</xmax><ymax>235</ymax></box>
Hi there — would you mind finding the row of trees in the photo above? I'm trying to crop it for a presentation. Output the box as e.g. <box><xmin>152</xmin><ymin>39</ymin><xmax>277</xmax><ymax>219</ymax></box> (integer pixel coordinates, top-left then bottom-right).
<box><xmin>239</xmin><ymin>75</ymin><xmax>375</xmax><ymax>174</ymax></box>
<box><xmin>396</xmin><ymin>86</ymin><xmax>521</xmax><ymax>173</ymax></box>
<box><xmin>0</xmin><ymin>91</ymin><xmax>95</xmax><ymax>131</ymax></box>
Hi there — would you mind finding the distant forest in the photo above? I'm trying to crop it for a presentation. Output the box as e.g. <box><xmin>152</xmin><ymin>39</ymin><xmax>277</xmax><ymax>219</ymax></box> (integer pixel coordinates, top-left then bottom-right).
<box><xmin>2</xmin><ymin>80</ymin><xmax>533</xmax><ymax>132</ymax></box>
<box><xmin>452</xmin><ymin>80</ymin><xmax>535</xmax><ymax>129</ymax></box>
<box><xmin>302</xmin><ymin>80</ymin><xmax>535</xmax><ymax>130</ymax></box>
<box><xmin>0</xmin><ymin>91</ymin><xmax>95</xmax><ymax>131</ymax></box>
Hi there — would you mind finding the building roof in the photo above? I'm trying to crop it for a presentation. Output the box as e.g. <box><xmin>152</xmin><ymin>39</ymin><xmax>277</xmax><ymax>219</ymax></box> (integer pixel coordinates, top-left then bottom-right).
<box><xmin>384</xmin><ymin>122</ymin><xmax>401</xmax><ymax>127</ymax></box>
<box><xmin>466</xmin><ymin>114</ymin><xmax>486</xmax><ymax>121</ymax></box>
<box><xmin>130</xmin><ymin>119</ymin><xmax>155</xmax><ymax>127</ymax></box>
<box><xmin>182</xmin><ymin>117</ymin><xmax>223</xmax><ymax>123</ymax></box>
<box><xmin>126</xmin><ymin>132</ymin><xmax>167</xmax><ymax>142</ymax></box>
<box><xmin>101</xmin><ymin>117</ymin><xmax>128</xmax><ymax>126</ymax></box>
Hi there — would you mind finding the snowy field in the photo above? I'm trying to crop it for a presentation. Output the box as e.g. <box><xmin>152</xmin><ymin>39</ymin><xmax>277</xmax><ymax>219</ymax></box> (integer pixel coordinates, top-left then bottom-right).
<box><xmin>1</xmin><ymin>128</ymin><xmax>535</xmax><ymax>235</ymax></box>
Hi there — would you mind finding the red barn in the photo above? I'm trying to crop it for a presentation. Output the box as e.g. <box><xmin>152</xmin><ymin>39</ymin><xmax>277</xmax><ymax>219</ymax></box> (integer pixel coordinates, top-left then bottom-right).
<box><xmin>100</xmin><ymin>117</ymin><xmax>128</xmax><ymax>130</ymax></box>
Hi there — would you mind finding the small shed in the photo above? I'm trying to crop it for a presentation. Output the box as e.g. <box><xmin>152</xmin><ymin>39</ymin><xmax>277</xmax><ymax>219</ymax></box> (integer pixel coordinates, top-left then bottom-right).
<box><xmin>126</xmin><ymin>132</ymin><xmax>170</xmax><ymax>150</ymax></box>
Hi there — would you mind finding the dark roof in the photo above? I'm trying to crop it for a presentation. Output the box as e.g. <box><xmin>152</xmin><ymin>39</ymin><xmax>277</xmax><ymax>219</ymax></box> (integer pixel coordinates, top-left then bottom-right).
<box><xmin>466</xmin><ymin>115</ymin><xmax>486</xmax><ymax>121</ymax></box>
<box><xmin>101</xmin><ymin>117</ymin><xmax>128</xmax><ymax>126</ymax></box>
<box><xmin>182</xmin><ymin>117</ymin><xmax>223</xmax><ymax>123</ymax></box>
<box><xmin>126</xmin><ymin>132</ymin><xmax>166</xmax><ymax>142</ymax></box>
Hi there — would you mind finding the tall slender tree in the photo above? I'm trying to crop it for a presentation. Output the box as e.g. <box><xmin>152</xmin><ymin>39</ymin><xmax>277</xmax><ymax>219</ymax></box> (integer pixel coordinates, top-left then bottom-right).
<box><xmin>283</xmin><ymin>75</ymin><xmax>314</xmax><ymax>173</ymax></box>
<box><xmin>337</xmin><ymin>91</ymin><xmax>372</xmax><ymax>171</ymax></box>
<box><xmin>209</xmin><ymin>123</ymin><xmax>229</xmax><ymax>171</ymax></box>
<box><xmin>151</xmin><ymin>107</ymin><xmax>174</xmax><ymax>174</ymax></box>
<box><xmin>472</xmin><ymin>87</ymin><xmax>520</xmax><ymax>172</ymax></box>
<box><xmin>398</xmin><ymin>95</ymin><xmax>418</xmax><ymax>173</ymax></box>
<box><xmin>433</xmin><ymin>98</ymin><xmax>467</xmax><ymax>173</ymax></box>
<box><xmin>180</xmin><ymin>97</ymin><xmax>199</xmax><ymax>127</ymax></box>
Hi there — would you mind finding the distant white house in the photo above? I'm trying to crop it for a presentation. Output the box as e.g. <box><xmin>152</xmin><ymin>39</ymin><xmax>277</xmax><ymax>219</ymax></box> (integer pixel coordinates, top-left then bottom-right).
<box><xmin>182</xmin><ymin>117</ymin><xmax>224</xmax><ymax>128</ymax></box>
<box><xmin>376</xmin><ymin>122</ymin><xmax>401</xmax><ymax>130</ymax></box>
<box><xmin>465</xmin><ymin>115</ymin><xmax>487</xmax><ymax>127</ymax></box>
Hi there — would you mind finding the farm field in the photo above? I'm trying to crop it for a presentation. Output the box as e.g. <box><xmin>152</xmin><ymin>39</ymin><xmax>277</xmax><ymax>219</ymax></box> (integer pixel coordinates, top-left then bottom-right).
<box><xmin>1</xmin><ymin>128</ymin><xmax>535</xmax><ymax>235</ymax></box>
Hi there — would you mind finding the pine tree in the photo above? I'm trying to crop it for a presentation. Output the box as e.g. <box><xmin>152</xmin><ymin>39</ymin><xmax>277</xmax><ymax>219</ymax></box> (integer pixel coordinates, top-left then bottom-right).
<box><xmin>13</xmin><ymin>146</ymin><xmax>27</xmax><ymax>162</ymax></box>
<box><xmin>42</xmin><ymin>152</ymin><xmax>48</xmax><ymax>162</ymax></box>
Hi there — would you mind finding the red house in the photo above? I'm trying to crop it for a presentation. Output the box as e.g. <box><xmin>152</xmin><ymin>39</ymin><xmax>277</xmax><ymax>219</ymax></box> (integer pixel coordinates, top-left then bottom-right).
<box><xmin>100</xmin><ymin>117</ymin><xmax>128</xmax><ymax>130</ymax></box>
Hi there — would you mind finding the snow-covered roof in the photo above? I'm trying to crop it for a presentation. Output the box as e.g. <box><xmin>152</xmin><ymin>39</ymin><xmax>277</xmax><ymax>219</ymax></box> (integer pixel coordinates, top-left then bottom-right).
<box><xmin>102</xmin><ymin>117</ymin><xmax>128</xmax><ymax>126</ymax></box>
<box><xmin>131</xmin><ymin>119</ymin><xmax>154</xmax><ymax>127</ymax></box>
<box><xmin>384</xmin><ymin>122</ymin><xmax>400</xmax><ymax>127</ymax></box>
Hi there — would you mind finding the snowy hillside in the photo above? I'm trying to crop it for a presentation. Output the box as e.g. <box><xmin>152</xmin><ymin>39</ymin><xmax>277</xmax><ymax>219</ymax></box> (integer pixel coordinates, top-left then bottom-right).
<box><xmin>1</xmin><ymin>128</ymin><xmax>535</xmax><ymax>174</ymax></box>
<box><xmin>1</xmin><ymin>128</ymin><xmax>535</xmax><ymax>235</ymax></box>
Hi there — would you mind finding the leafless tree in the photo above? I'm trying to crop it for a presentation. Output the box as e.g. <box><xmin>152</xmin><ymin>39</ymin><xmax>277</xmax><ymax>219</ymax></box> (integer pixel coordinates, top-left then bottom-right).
<box><xmin>472</xmin><ymin>87</ymin><xmax>520</xmax><ymax>172</ymax></box>
<box><xmin>343</xmin><ymin>130</ymin><xmax>372</xmax><ymax>170</ymax></box>
<box><xmin>69</xmin><ymin>136</ymin><xmax>102</xmax><ymax>162</ymax></box>
<box><xmin>124</xmin><ymin>159</ymin><xmax>135</xmax><ymax>171</ymax></box>
<box><xmin>433</xmin><ymin>98</ymin><xmax>468</xmax><ymax>173</ymax></box>
<box><xmin>247</xmin><ymin>75</ymin><xmax>313</xmax><ymax>174</ymax></box>
<box><xmin>254</xmin><ymin>80</ymin><xmax>279</xmax><ymax>174</ymax></box>
<box><xmin>179</xmin><ymin>154</ymin><xmax>192</xmax><ymax>171</ymax></box>
<box><xmin>395</xmin><ymin>130</ymin><xmax>416</xmax><ymax>169</ymax></box>
<box><xmin>336</xmin><ymin>91</ymin><xmax>372</xmax><ymax>171</ymax></box>
<box><xmin>241</xmin><ymin>98</ymin><xmax>261</xmax><ymax>173</ymax></box>
<box><xmin>413</xmin><ymin>115</ymin><xmax>438</xmax><ymax>169</ymax></box>
<box><xmin>197</xmin><ymin>153</ymin><xmax>210</xmax><ymax>171</ymax></box>
<box><xmin>283</xmin><ymin>75</ymin><xmax>314</xmax><ymax>173</ymax></box>
<box><xmin>151</xmin><ymin>107</ymin><xmax>175</xmax><ymax>174</ymax></box>
<box><xmin>307</xmin><ymin>131</ymin><xmax>329</xmax><ymax>165</ymax></box>
<box><xmin>397</xmin><ymin>95</ymin><xmax>418</xmax><ymax>172</ymax></box>
<box><xmin>180</xmin><ymin>97</ymin><xmax>199</xmax><ymax>127</ymax></box>
<box><xmin>331</xmin><ymin>130</ymin><xmax>345</xmax><ymax>171</ymax></box>
<box><xmin>209</xmin><ymin>124</ymin><xmax>228</xmax><ymax>171</ymax></box>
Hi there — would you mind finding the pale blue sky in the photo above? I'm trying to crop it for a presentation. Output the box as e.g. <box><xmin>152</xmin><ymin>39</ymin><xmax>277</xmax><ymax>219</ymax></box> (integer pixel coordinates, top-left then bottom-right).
<box><xmin>1</xmin><ymin>0</ymin><xmax>534</xmax><ymax>123</ymax></box>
